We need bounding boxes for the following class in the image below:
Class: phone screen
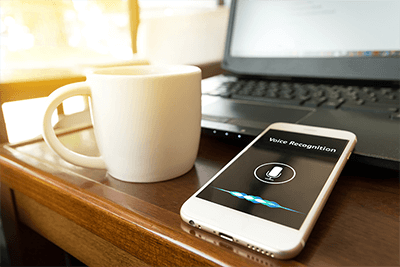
[196,129,349,230]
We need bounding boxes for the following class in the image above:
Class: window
[1,0,133,70]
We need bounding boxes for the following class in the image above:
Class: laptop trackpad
[202,98,313,130]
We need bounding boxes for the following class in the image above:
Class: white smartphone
[181,122,357,260]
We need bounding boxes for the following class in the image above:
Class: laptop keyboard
[205,79,400,118]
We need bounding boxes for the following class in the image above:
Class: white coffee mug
[42,65,202,183]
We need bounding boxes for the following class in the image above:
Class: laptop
[201,0,400,170]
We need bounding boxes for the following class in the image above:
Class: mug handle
[42,82,106,169]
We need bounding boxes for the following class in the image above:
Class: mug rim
[89,64,201,78]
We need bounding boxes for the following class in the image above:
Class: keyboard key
[357,102,399,113]
[342,98,364,105]
[207,87,230,96]
[327,92,341,99]
[303,97,327,107]
[362,86,373,93]
[340,101,363,111]
[265,91,279,98]
[379,87,394,95]
[377,98,399,106]
[231,94,303,106]
[299,95,311,101]
[390,113,400,120]
[351,106,397,114]
[321,98,345,109]
[281,94,295,99]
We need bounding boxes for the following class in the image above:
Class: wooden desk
[1,126,399,266]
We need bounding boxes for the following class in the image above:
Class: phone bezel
[180,122,357,259]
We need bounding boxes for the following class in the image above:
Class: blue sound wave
[214,187,305,214]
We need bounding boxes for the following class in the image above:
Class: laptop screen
[223,0,400,81]
[231,1,400,59]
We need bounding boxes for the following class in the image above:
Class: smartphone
[180,122,357,260]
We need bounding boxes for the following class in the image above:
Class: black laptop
[201,0,400,170]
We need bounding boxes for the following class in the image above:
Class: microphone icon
[265,166,283,181]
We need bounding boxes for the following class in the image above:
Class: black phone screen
[196,129,348,230]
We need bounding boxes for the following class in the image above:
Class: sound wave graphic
[214,187,305,214]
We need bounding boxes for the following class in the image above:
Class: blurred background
[0,1,230,266]
[0,0,230,144]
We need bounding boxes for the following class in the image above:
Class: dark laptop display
[201,0,400,170]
